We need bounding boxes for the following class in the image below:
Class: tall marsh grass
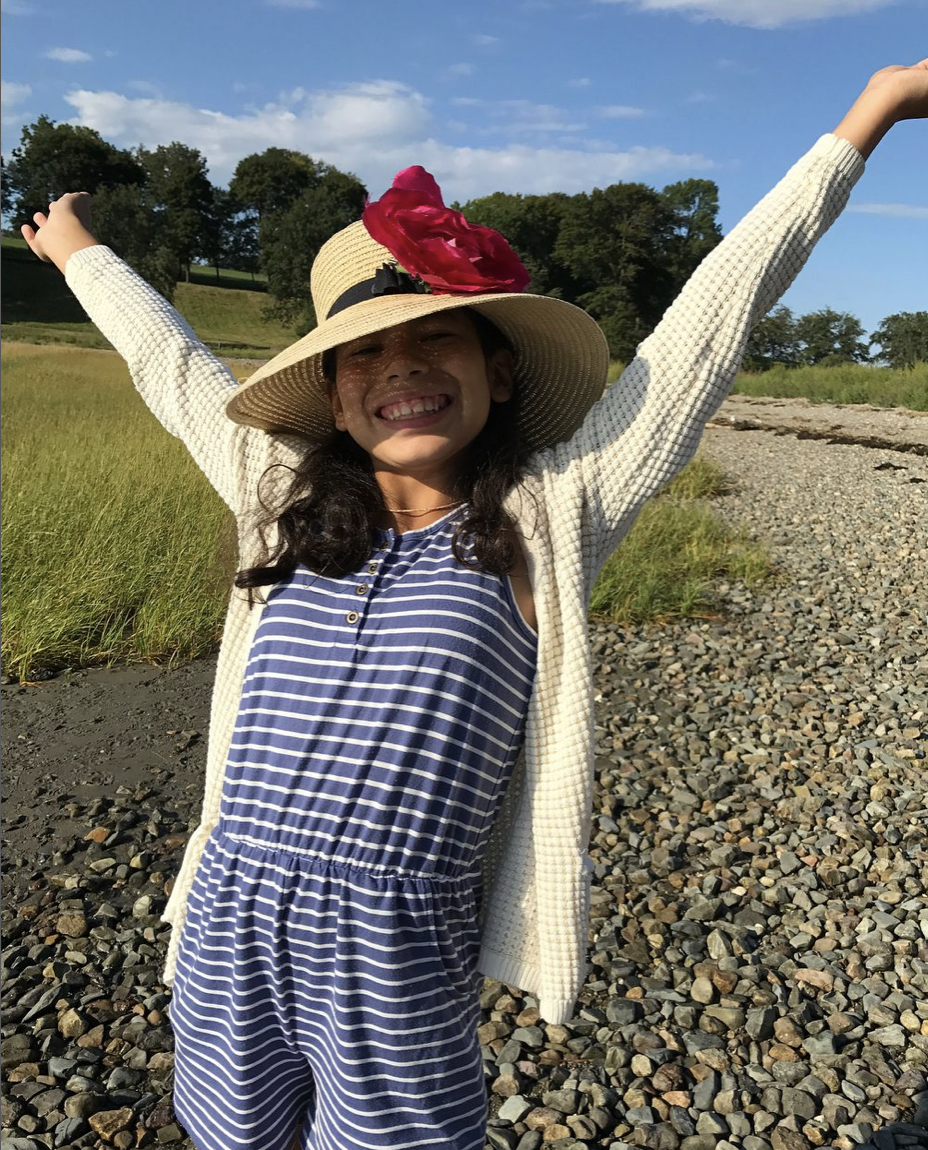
[1,344,233,679]
[734,361,928,410]
[607,359,927,411]
[1,343,772,679]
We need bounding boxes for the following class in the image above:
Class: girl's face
[327,311,514,482]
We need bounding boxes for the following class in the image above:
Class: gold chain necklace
[384,499,465,516]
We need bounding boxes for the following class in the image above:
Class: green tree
[260,166,367,329]
[4,115,145,224]
[795,308,870,366]
[660,178,722,284]
[137,142,216,279]
[743,305,800,372]
[458,191,573,297]
[229,148,320,218]
[1,157,14,222]
[225,210,262,282]
[555,182,674,359]
[195,186,253,283]
[90,183,179,301]
[870,311,928,369]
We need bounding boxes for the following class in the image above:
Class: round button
[345,611,360,624]
[367,562,378,574]
[355,584,368,595]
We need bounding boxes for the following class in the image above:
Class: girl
[22,59,927,1150]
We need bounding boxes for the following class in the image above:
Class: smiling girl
[22,58,927,1150]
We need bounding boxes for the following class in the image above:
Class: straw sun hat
[226,167,611,450]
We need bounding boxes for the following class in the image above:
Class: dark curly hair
[235,309,537,598]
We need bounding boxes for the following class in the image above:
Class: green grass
[1,344,771,680]
[1,344,235,681]
[188,264,268,290]
[608,356,927,411]
[1,235,296,359]
[733,361,928,410]
[590,459,770,623]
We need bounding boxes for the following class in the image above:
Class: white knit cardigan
[65,134,864,1025]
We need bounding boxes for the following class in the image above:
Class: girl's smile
[326,310,514,490]
[375,391,454,426]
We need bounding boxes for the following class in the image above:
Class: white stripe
[238,660,530,724]
[234,705,515,755]
[219,788,489,844]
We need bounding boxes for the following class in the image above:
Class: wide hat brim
[225,290,611,451]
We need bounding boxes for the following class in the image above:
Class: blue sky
[2,0,925,337]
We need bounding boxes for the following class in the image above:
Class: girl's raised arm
[21,193,254,515]
[538,59,926,584]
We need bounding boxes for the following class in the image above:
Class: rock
[64,1091,101,1119]
[869,1023,907,1048]
[771,1130,811,1150]
[690,978,716,1004]
[696,1113,728,1135]
[780,1089,817,1121]
[88,1106,134,1139]
[0,1033,35,1069]
[747,1007,777,1040]
[498,1095,533,1123]
[57,1007,88,1038]
[793,969,833,992]
[511,1026,544,1049]
[524,1106,564,1131]
[542,1089,581,1114]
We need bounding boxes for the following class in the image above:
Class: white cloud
[126,80,163,98]
[401,142,715,199]
[472,34,501,46]
[45,47,93,63]
[686,90,716,103]
[1,0,33,13]
[595,104,647,118]
[849,203,928,220]
[447,63,475,77]
[62,82,714,198]
[451,97,587,134]
[1,81,32,105]
[593,0,897,29]
[568,77,592,88]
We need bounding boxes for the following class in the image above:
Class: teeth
[382,396,447,421]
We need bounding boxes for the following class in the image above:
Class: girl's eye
[349,344,380,357]
[422,331,453,342]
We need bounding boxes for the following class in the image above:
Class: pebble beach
[2,400,927,1150]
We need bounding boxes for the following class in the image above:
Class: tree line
[3,115,926,367]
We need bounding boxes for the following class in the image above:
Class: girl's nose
[384,336,428,381]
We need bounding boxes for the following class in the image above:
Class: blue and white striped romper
[169,505,538,1150]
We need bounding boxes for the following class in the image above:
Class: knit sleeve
[539,133,866,581]
[64,246,258,515]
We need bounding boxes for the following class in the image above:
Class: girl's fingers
[20,223,51,261]
[33,211,48,227]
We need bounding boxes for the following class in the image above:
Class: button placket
[346,542,387,626]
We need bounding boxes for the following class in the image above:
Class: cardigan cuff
[477,943,540,998]
[63,244,119,282]
[538,995,581,1027]
[811,132,867,183]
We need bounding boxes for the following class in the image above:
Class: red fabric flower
[362,166,530,295]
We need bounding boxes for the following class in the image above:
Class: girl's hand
[833,56,927,160]
[20,191,100,274]
[860,57,928,122]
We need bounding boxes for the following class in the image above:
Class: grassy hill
[1,235,298,359]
